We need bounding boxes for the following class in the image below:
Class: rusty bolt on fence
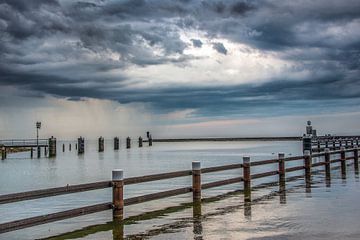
[192,161,201,202]
[112,169,124,220]
[243,156,251,202]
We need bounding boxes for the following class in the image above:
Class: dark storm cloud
[0,0,360,117]
[212,42,227,55]
[191,39,203,48]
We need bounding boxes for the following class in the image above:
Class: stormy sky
[0,0,360,138]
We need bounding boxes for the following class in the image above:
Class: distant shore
[144,137,301,142]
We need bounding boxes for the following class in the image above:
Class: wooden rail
[0,146,358,234]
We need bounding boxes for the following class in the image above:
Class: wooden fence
[0,146,358,234]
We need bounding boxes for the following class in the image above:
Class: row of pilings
[57,136,153,155]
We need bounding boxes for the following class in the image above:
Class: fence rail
[0,139,49,147]
[0,146,358,234]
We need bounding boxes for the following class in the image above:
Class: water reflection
[193,201,203,240]
[112,219,124,240]
[279,178,286,204]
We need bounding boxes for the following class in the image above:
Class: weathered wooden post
[112,169,124,220]
[353,146,358,172]
[44,146,47,156]
[302,136,312,154]
[243,156,251,202]
[75,143,78,150]
[48,137,57,157]
[78,137,84,154]
[37,146,41,158]
[324,148,331,187]
[317,141,321,152]
[192,161,201,202]
[356,139,359,146]
[345,139,349,149]
[30,147,33,158]
[148,135,153,147]
[114,137,119,150]
[278,152,286,204]
[69,144,71,151]
[138,137,143,148]
[325,141,329,149]
[332,140,336,150]
[351,139,354,148]
[278,152,285,181]
[340,146,346,178]
[62,144,65,152]
[1,146,5,160]
[304,150,311,192]
[339,139,343,147]
[98,137,104,152]
[126,137,131,149]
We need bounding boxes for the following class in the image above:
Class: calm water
[1,140,359,239]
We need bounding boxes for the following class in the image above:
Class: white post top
[192,161,201,170]
[112,169,123,181]
[304,150,311,156]
[243,156,250,164]
[324,148,330,153]
[278,152,285,159]
[340,146,345,151]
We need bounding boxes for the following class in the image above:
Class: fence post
[69,144,71,151]
[278,152,285,181]
[243,156,251,202]
[98,137,104,152]
[114,137,119,150]
[126,137,131,149]
[317,141,321,152]
[340,146,346,178]
[304,150,311,192]
[30,147,33,158]
[62,144,65,152]
[192,161,201,202]
[332,141,336,150]
[112,169,124,220]
[138,137,143,148]
[354,146,359,166]
[1,146,5,160]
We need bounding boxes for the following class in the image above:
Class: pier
[0,142,359,234]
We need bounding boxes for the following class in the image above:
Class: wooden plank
[124,187,192,206]
[312,162,325,167]
[286,166,304,172]
[124,170,192,185]
[251,171,279,179]
[0,202,111,234]
[201,177,243,189]
[251,159,278,166]
[284,156,303,162]
[0,181,111,204]
[202,164,242,173]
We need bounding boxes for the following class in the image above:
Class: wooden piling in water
[149,135,153,147]
[48,137,57,157]
[278,152,285,181]
[30,148,33,158]
[114,137,119,150]
[69,144,71,151]
[112,169,124,220]
[1,146,5,160]
[304,150,311,191]
[98,137,104,152]
[37,146,41,158]
[138,137,143,148]
[78,137,84,154]
[354,146,359,167]
[340,147,346,177]
[243,156,251,202]
[126,137,131,149]
[62,144,65,152]
[192,161,201,202]
[44,146,47,156]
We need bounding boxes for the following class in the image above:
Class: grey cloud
[212,42,227,55]
[0,0,360,118]
[191,39,203,48]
